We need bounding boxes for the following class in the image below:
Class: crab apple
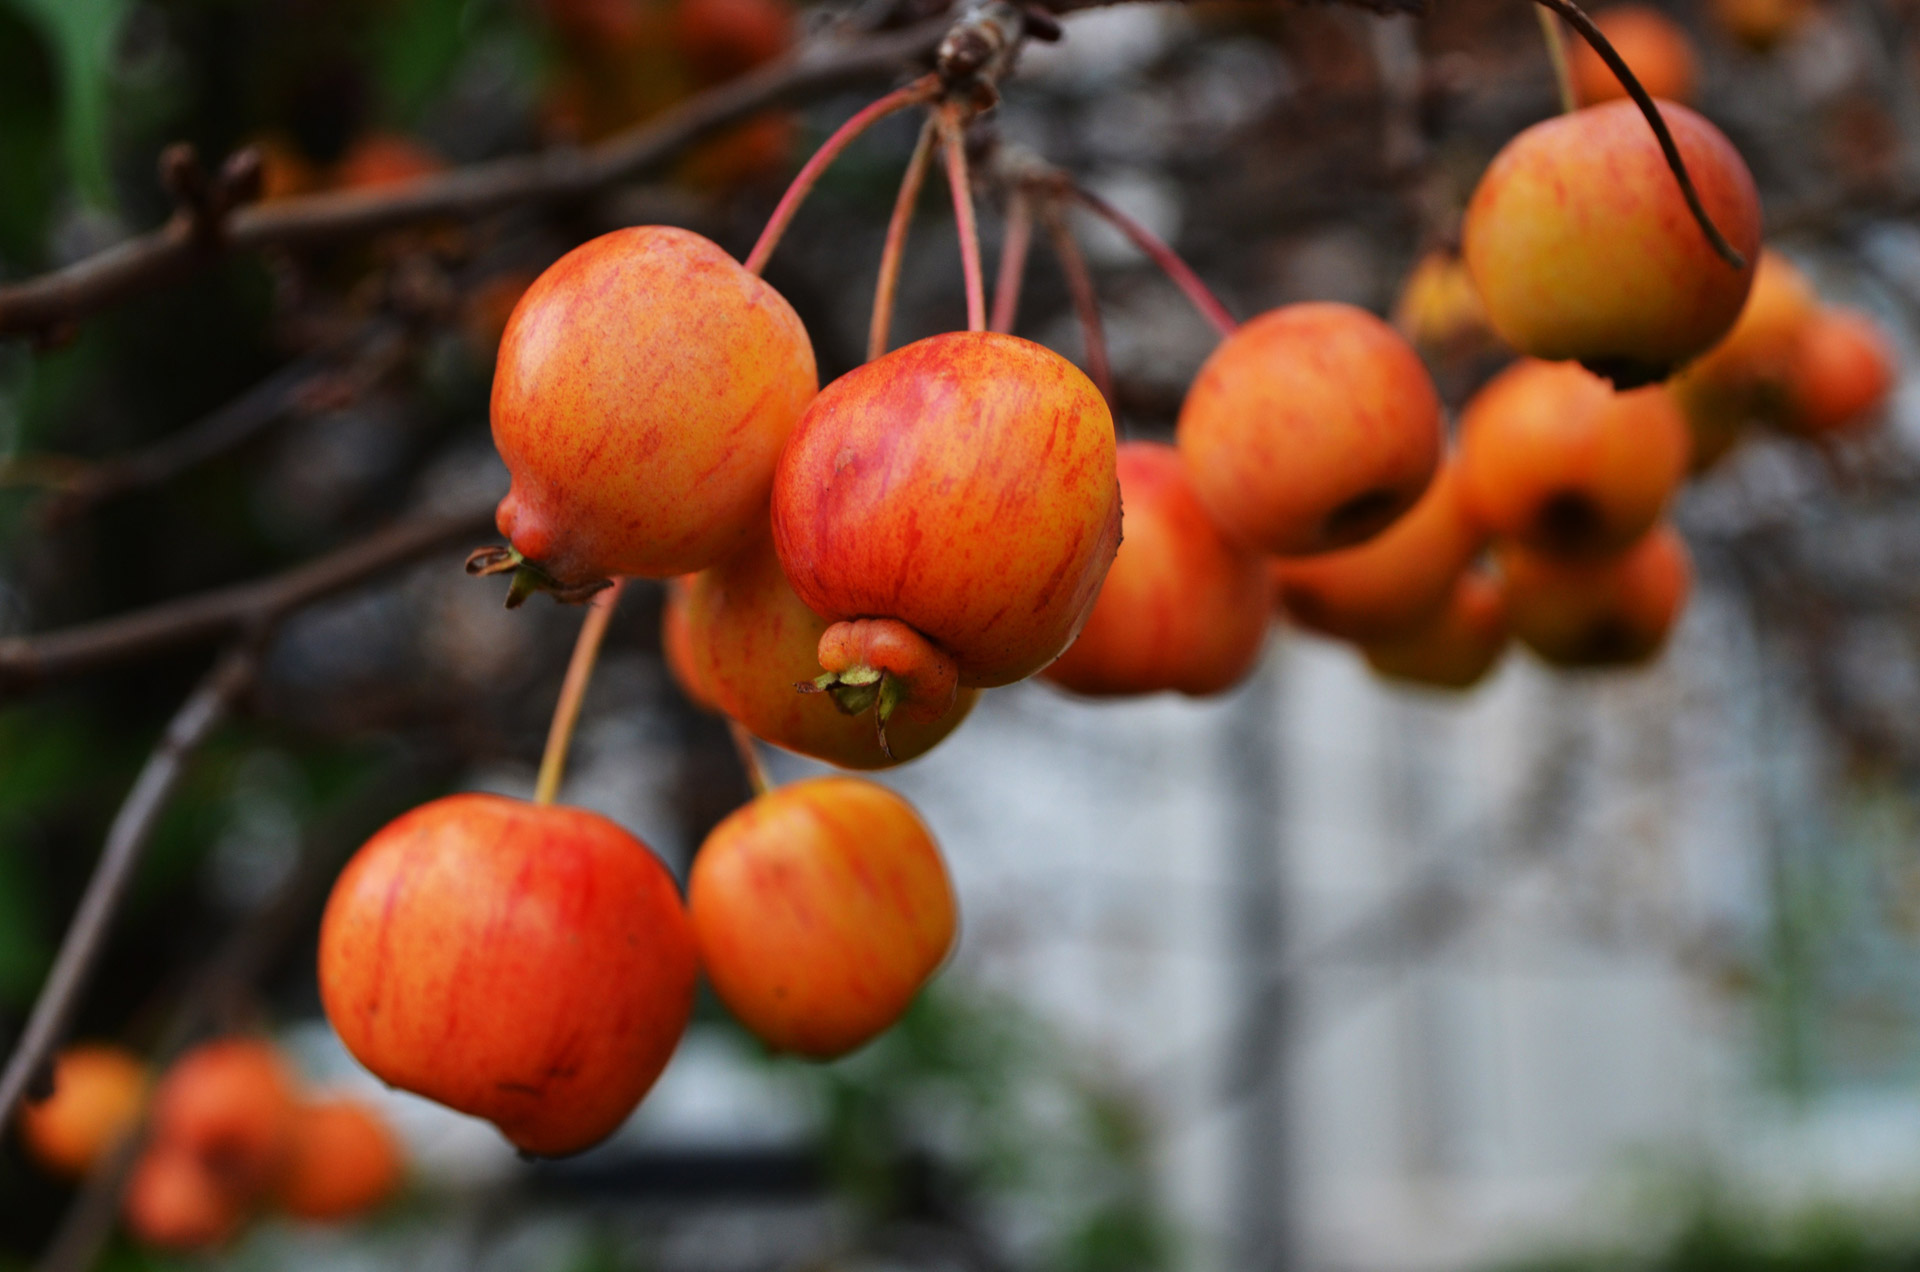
[1043,442,1271,698]
[1393,248,1498,359]
[1710,0,1810,50]
[1457,359,1690,558]
[1463,99,1762,386]
[663,577,721,713]
[277,1098,404,1222]
[318,795,696,1157]
[1499,524,1692,667]
[1669,248,1817,467]
[1363,572,1511,690]
[19,1044,148,1180]
[1784,306,1897,439]
[673,0,794,84]
[1178,304,1444,555]
[673,535,978,767]
[150,1037,296,1201]
[332,134,443,190]
[1272,460,1486,642]
[689,778,955,1059]
[492,225,818,589]
[1569,7,1700,106]
[124,1146,243,1251]
[772,331,1120,697]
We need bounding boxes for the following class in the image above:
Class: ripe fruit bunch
[18,1038,402,1251]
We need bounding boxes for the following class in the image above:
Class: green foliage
[0,0,131,208]
[372,0,483,126]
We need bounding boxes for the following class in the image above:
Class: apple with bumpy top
[1177,303,1444,556]
[772,331,1119,733]
[1463,99,1761,387]
[488,226,817,596]
[318,794,696,1157]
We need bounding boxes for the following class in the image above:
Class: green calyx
[464,545,611,609]
[798,664,906,759]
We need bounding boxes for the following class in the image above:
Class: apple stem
[939,103,988,333]
[1535,8,1578,114]
[1068,183,1238,338]
[870,115,939,363]
[1039,196,1115,407]
[744,74,940,278]
[990,185,1034,334]
[534,578,625,805]
[727,719,773,798]
[1529,0,1748,270]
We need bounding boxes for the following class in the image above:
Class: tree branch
[0,645,260,1137]
[0,501,496,692]
[0,19,952,339]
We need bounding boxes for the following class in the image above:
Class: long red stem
[990,187,1034,334]
[744,75,939,277]
[535,579,625,805]
[869,116,938,362]
[1070,185,1237,338]
[939,105,987,333]
[1040,198,1114,406]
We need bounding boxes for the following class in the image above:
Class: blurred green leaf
[0,8,59,266]
[0,0,131,207]
[372,0,475,126]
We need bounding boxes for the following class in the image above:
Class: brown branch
[1529,0,1747,269]
[0,19,952,339]
[0,645,259,1137]
[0,501,495,692]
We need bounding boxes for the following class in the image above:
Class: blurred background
[5,0,1920,1269]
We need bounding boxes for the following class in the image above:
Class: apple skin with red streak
[772,331,1121,688]
[317,794,696,1158]
[1044,441,1271,697]
[1463,99,1761,386]
[1177,303,1445,556]
[674,535,977,768]
[689,777,955,1059]
[492,225,818,584]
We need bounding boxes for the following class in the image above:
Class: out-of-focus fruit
[1393,248,1498,358]
[1668,248,1817,467]
[1271,461,1485,642]
[673,0,794,84]
[124,1146,243,1251]
[318,794,697,1157]
[492,226,818,587]
[1499,524,1692,667]
[1710,0,1811,52]
[1362,572,1511,690]
[149,1038,296,1201]
[1569,6,1700,106]
[689,778,955,1059]
[772,332,1120,695]
[277,1098,405,1222]
[19,1044,148,1181]
[1463,99,1762,386]
[1456,359,1691,558]
[1783,306,1897,439]
[1178,303,1444,555]
[332,134,444,191]
[1044,441,1272,697]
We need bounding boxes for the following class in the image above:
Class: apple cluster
[305,8,1900,1171]
[19,1038,401,1250]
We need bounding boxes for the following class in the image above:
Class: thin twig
[535,579,627,805]
[869,115,939,362]
[0,20,952,338]
[745,74,941,276]
[0,645,259,1135]
[1529,0,1748,269]
[728,719,773,798]
[1039,197,1114,406]
[938,105,987,333]
[990,186,1034,334]
[1535,8,1577,113]
[1067,183,1237,337]
[0,501,495,691]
